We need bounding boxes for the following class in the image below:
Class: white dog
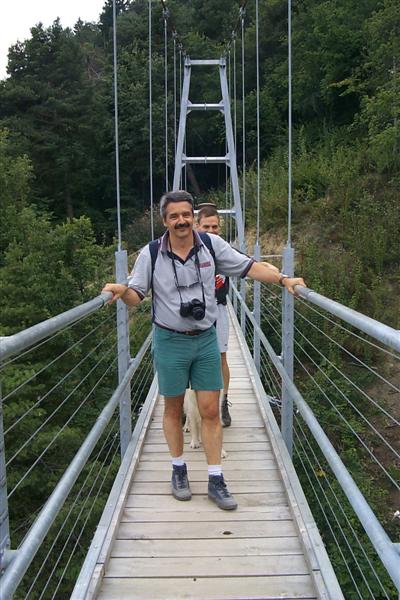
[183,388,227,458]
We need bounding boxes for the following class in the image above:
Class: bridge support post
[281,244,294,456]
[0,385,11,574]
[253,242,261,372]
[115,250,131,457]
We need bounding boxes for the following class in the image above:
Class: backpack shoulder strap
[198,232,216,266]
[148,238,162,288]
[149,239,161,273]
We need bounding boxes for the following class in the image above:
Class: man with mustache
[103,190,305,510]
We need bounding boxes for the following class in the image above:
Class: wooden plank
[117,519,297,539]
[125,492,288,510]
[141,441,272,452]
[137,459,276,471]
[97,575,317,599]
[144,429,269,443]
[121,507,292,523]
[112,536,302,557]
[106,554,310,577]
[132,468,280,482]
[127,480,284,495]
[138,450,274,461]
[149,420,265,428]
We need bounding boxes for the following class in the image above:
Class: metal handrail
[231,281,400,592]
[0,292,113,363]
[295,286,400,353]
[0,332,152,599]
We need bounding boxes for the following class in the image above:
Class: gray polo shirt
[127,230,254,332]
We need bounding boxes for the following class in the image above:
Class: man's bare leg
[163,394,185,457]
[196,390,222,464]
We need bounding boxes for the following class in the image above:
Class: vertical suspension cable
[287,0,292,245]
[112,0,122,251]
[163,9,169,190]
[173,32,177,155]
[148,0,154,238]
[228,49,233,242]
[241,7,246,231]
[233,33,237,146]
[179,46,183,188]
[255,0,261,245]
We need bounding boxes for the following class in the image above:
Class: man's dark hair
[159,190,194,219]
[197,204,220,223]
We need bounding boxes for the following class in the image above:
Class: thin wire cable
[287,0,292,245]
[292,345,400,489]
[296,297,400,360]
[25,413,120,596]
[255,0,261,244]
[264,285,398,405]
[173,32,177,155]
[5,328,116,438]
[260,346,282,399]
[8,347,118,496]
[3,313,115,406]
[44,428,121,600]
[292,332,400,463]
[233,33,237,147]
[112,0,122,250]
[262,290,400,447]
[228,49,233,242]
[295,416,392,600]
[178,47,183,184]
[163,8,169,190]
[293,426,366,600]
[0,311,97,371]
[293,306,400,421]
[241,8,246,229]
[148,0,154,238]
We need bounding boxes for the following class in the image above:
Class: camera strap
[169,242,206,306]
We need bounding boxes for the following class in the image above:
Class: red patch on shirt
[199,261,212,268]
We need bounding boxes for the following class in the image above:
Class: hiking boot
[221,395,232,427]
[208,474,238,510]
[171,463,192,501]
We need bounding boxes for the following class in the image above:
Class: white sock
[208,464,222,477]
[172,455,185,467]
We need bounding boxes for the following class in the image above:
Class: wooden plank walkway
[77,306,343,600]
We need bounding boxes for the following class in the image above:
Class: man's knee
[196,391,220,421]
[164,396,184,420]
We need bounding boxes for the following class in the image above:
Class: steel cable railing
[230,280,400,597]
[0,293,155,599]
[293,415,393,600]
[24,413,120,598]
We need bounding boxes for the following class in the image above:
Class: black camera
[180,298,206,321]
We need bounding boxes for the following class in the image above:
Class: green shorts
[152,325,222,397]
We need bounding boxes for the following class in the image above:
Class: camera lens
[190,299,205,321]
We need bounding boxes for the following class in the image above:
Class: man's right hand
[102,283,128,304]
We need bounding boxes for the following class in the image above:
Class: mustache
[174,223,191,229]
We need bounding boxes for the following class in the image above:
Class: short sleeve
[127,245,152,299]
[209,236,254,278]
